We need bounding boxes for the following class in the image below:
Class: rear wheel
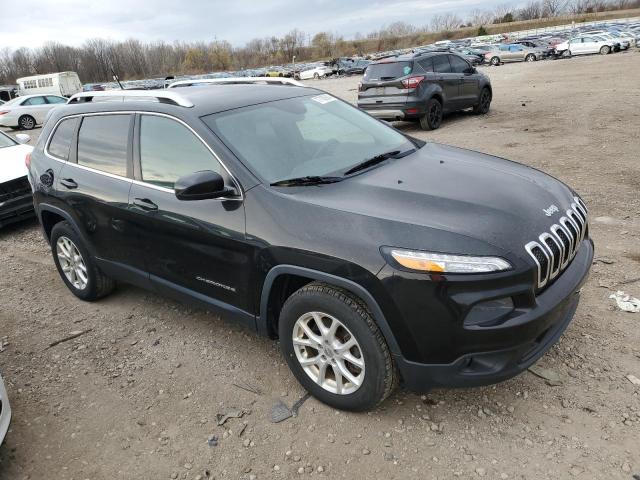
[18,115,36,130]
[563,50,572,58]
[473,87,492,115]
[600,45,611,55]
[50,222,115,301]
[313,73,320,80]
[490,56,500,66]
[279,282,396,411]
[525,53,536,62]
[419,98,443,130]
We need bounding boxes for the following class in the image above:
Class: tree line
[0,0,637,85]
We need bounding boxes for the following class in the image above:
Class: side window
[139,115,221,189]
[77,115,131,176]
[499,45,509,51]
[432,55,451,73]
[23,96,46,106]
[47,117,79,160]
[449,55,470,73]
[46,96,67,104]
[418,58,434,72]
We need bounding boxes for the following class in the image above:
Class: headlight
[389,249,512,274]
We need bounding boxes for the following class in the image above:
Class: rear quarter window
[47,117,79,160]
[364,61,413,81]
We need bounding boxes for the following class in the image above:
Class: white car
[0,372,11,445]
[299,65,333,80]
[0,130,34,228]
[555,36,616,56]
[0,94,67,130]
[583,30,630,49]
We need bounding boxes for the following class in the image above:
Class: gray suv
[357,51,492,130]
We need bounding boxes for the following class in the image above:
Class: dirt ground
[1,52,639,480]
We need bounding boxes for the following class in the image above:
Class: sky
[1,0,515,49]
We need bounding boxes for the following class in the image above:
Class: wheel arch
[37,204,95,255]
[258,265,403,357]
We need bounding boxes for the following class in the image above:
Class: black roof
[60,84,323,118]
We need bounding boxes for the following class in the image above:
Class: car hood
[286,143,578,255]
[0,144,32,183]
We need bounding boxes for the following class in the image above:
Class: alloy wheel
[480,90,491,112]
[56,236,88,290]
[20,116,35,129]
[292,311,365,395]
[429,102,442,127]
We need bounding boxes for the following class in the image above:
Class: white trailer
[16,72,82,97]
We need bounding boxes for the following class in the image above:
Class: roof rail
[67,90,194,107]
[167,77,304,88]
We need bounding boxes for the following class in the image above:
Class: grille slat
[525,197,588,291]
[0,176,31,203]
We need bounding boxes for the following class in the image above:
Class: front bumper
[389,238,593,392]
[0,193,35,228]
[0,374,11,445]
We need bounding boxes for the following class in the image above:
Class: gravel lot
[1,52,639,480]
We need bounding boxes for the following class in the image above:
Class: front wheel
[525,54,536,62]
[50,221,115,301]
[490,56,500,66]
[279,282,396,411]
[313,73,320,80]
[473,87,492,115]
[600,45,611,55]
[419,98,443,130]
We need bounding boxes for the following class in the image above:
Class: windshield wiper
[343,149,415,176]
[270,176,343,187]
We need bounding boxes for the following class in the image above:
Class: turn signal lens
[25,153,31,169]
[390,250,512,274]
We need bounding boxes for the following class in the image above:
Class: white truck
[16,72,82,98]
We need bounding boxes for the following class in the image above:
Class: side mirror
[174,170,235,201]
[15,133,31,144]
[464,67,477,74]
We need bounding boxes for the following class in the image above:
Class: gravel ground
[0,52,639,480]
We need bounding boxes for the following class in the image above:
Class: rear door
[56,113,141,270]
[358,61,411,108]
[431,54,460,110]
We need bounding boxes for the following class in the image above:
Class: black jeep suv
[27,86,592,411]
[358,51,492,130]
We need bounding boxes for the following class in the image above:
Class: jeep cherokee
[26,86,593,411]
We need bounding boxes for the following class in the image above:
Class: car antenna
[110,65,124,90]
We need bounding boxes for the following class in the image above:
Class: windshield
[364,61,413,81]
[202,94,415,184]
[0,132,17,148]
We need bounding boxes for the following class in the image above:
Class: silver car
[484,44,547,66]
[0,372,11,445]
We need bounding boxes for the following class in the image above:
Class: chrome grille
[525,196,588,290]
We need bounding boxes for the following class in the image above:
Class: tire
[279,282,396,412]
[525,54,536,62]
[50,221,115,301]
[18,115,36,130]
[419,98,443,131]
[473,87,492,115]
[600,45,611,55]
[313,73,320,80]
[564,50,572,58]
[490,56,500,66]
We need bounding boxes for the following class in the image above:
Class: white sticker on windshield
[311,94,336,104]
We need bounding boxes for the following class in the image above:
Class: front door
[127,113,253,325]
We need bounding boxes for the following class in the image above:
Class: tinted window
[418,58,434,72]
[363,61,413,81]
[47,117,78,160]
[139,115,220,189]
[432,55,451,73]
[46,96,67,104]
[77,115,131,176]
[449,55,470,73]
[23,96,46,106]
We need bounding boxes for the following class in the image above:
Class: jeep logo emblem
[543,204,559,217]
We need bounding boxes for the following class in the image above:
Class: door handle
[60,178,78,189]
[133,198,158,211]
